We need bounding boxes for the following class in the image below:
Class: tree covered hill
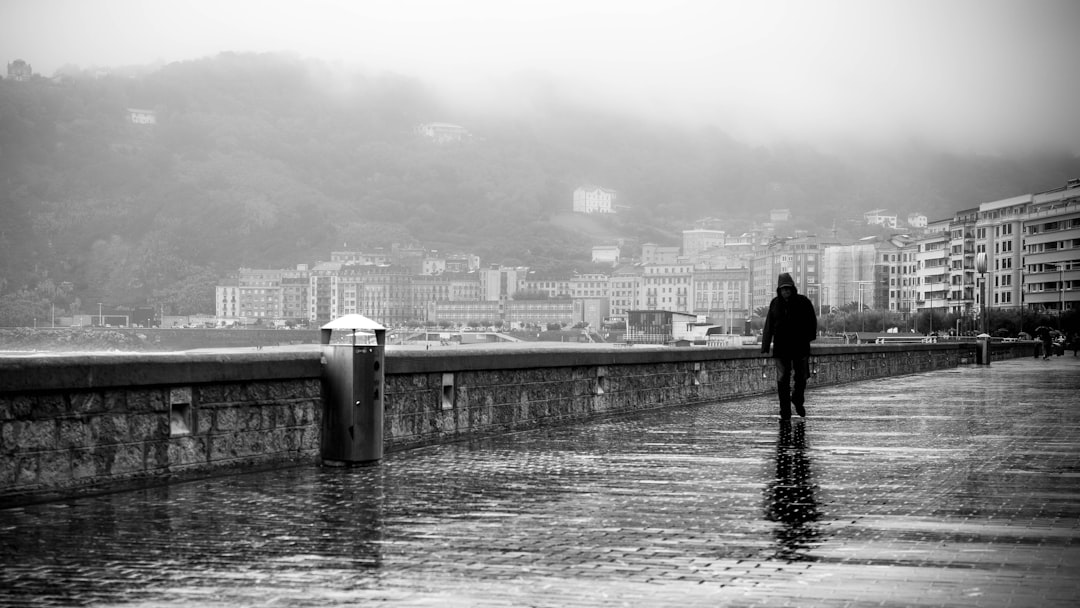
[1,52,1076,324]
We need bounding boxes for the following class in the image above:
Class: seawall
[0,341,1034,505]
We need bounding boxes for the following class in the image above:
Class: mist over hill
[1,52,1077,321]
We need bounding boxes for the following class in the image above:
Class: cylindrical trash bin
[975,333,990,366]
[320,315,386,466]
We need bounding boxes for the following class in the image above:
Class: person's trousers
[774,357,810,418]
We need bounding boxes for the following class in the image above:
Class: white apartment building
[1021,181,1080,314]
[692,268,749,332]
[642,263,694,313]
[913,220,951,318]
[215,284,239,319]
[608,266,644,321]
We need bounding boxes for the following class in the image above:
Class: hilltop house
[573,186,617,214]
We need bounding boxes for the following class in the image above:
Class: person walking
[1035,325,1053,360]
[761,273,818,420]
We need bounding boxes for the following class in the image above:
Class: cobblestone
[1,356,1079,607]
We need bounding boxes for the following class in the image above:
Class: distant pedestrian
[761,273,818,420]
[1069,332,1080,357]
[1034,326,1053,360]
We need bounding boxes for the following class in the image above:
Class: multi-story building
[570,273,609,299]
[913,220,951,321]
[215,282,239,320]
[945,209,978,322]
[237,269,276,320]
[339,265,413,326]
[642,262,693,313]
[820,243,879,312]
[751,236,823,311]
[478,266,528,301]
[6,59,32,81]
[520,272,571,299]
[591,245,620,265]
[691,267,749,333]
[682,229,726,258]
[1022,180,1080,315]
[309,262,343,325]
[412,274,453,322]
[608,265,643,322]
[640,243,681,265]
[429,299,574,328]
[414,122,470,143]
[864,209,898,229]
[572,186,617,213]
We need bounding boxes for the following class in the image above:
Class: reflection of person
[761,273,818,419]
[764,421,820,562]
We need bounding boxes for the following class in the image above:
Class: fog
[3,0,1079,153]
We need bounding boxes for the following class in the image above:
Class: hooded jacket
[761,273,817,358]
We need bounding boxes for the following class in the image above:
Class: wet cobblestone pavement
[2,356,1079,607]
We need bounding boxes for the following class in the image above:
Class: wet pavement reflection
[764,420,821,562]
[2,356,1079,607]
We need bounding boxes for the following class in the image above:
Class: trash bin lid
[321,314,384,331]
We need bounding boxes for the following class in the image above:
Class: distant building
[127,108,157,125]
[573,186,617,214]
[906,212,928,229]
[864,209,898,229]
[6,59,32,81]
[591,245,620,265]
[682,229,726,258]
[770,209,792,222]
[415,122,469,143]
[640,242,681,265]
[625,309,698,344]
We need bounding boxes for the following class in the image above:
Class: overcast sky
[3,0,1079,153]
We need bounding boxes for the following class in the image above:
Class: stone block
[36,394,68,417]
[214,407,242,432]
[2,419,56,451]
[69,392,103,416]
[102,389,127,413]
[57,419,91,449]
[70,448,97,480]
[35,450,71,486]
[14,455,36,486]
[0,394,33,420]
[243,406,264,431]
[108,443,145,475]
[133,414,169,441]
[208,433,237,461]
[128,389,167,413]
[165,436,205,468]
[90,414,130,445]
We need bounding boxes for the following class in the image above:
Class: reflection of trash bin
[975,333,991,366]
[320,314,386,466]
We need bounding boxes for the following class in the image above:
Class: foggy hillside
[1,52,1077,317]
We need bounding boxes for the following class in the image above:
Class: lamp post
[1046,262,1064,329]
[855,280,873,332]
[976,252,988,335]
[98,302,103,328]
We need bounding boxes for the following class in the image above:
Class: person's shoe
[794,402,806,417]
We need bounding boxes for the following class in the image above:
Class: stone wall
[0,341,1033,504]
[0,353,323,504]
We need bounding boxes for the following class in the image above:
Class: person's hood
[775,272,797,296]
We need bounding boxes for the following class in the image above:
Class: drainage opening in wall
[441,372,455,410]
[170,403,192,436]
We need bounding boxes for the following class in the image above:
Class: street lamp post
[976,253,988,335]
[98,302,103,328]
[1046,262,1064,328]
